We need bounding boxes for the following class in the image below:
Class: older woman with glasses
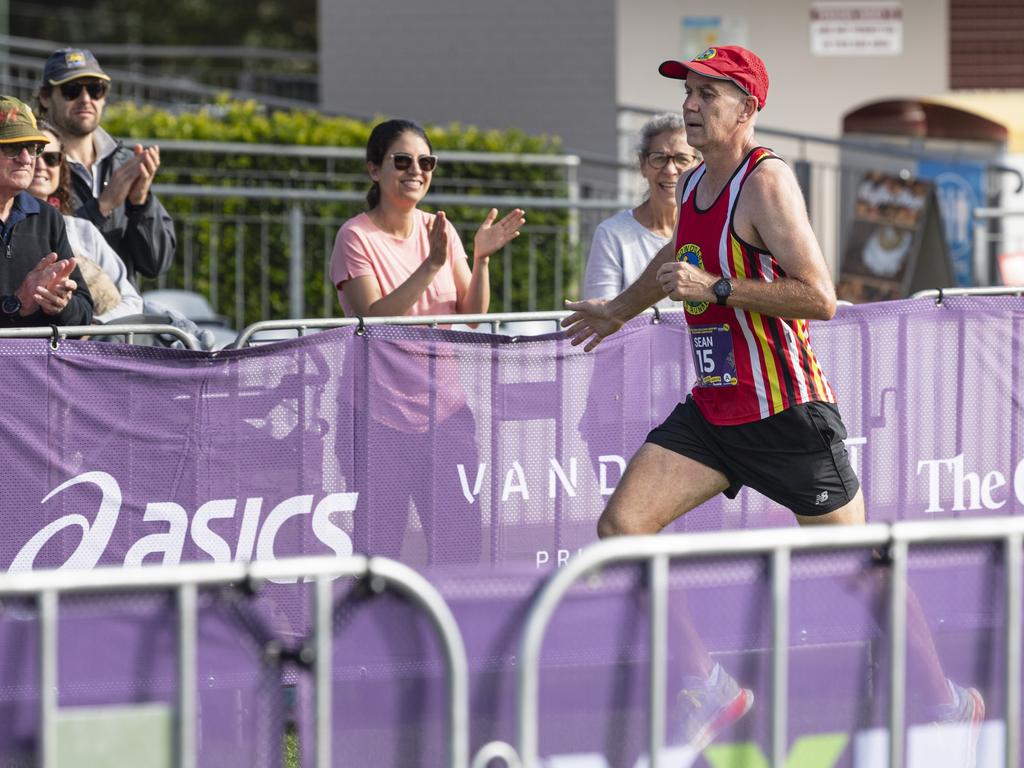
[330,118,525,318]
[28,122,143,323]
[583,113,700,308]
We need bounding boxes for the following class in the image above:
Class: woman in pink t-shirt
[331,119,525,565]
[330,118,524,318]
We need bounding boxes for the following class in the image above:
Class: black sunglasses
[59,81,109,101]
[41,151,63,168]
[390,153,437,172]
[0,142,46,159]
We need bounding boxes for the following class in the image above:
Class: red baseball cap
[659,46,769,110]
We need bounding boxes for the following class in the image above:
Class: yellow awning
[924,91,1024,154]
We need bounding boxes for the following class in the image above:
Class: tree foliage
[101,98,577,326]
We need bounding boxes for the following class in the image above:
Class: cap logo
[65,51,87,69]
[0,106,22,126]
[695,47,718,61]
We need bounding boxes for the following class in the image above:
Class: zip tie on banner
[935,288,944,306]
[651,306,661,324]
[49,325,60,350]
[355,316,366,336]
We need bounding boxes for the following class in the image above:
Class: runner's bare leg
[598,443,729,677]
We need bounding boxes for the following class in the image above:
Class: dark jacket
[0,192,93,327]
[68,134,176,284]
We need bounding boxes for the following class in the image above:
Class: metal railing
[0,323,200,350]
[0,555,469,768]
[469,517,1024,768]
[131,140,592,324]
[911,285,1024,301]
[973,208,1024,285]
[0,35,322,111]
[230,308,598,348]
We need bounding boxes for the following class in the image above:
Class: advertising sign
[810,1,903,56]
[917,160,985,286]
[837,171,952,301]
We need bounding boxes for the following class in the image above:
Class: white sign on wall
[810,1,903,56]
[680,16,749,61]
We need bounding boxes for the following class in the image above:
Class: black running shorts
[645,396,860,516]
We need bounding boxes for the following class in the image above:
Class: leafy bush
[104,98,578,326]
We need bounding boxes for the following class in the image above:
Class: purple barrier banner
[0,296,1020,766]
[2,296,1022,580]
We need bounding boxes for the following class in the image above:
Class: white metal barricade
[0,323,201,350]
[0,555,468,768]
[468,517,1024,768]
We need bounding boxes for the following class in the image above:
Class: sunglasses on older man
[390,153,438,173]
[59,81,109,101]
[0,142,46,159]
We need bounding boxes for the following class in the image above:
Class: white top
[582,209,682,310]
[63,214,145,323]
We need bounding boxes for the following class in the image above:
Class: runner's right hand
[561,298,625,352]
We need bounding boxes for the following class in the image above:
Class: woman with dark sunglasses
[28,122,143,322]
[330,118,525,319]
[329,119,525,567]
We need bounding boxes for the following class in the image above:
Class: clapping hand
[473,208,525,258]
[427,211,450,268]
[128,144,160,206]
[98,158,142,217]
[16,253,77,316]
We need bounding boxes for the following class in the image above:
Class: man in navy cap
[35,48,175,285]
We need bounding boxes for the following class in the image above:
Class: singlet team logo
[676,243,709,315]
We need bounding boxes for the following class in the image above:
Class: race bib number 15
[689,324,738,387]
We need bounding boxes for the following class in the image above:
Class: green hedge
[103,98,577,325]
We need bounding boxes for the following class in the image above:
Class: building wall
[616,0,950,139]
[318,0,617,165]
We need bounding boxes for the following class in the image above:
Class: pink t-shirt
[330,209,468,317]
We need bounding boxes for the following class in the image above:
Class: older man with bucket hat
[0,95,92,326]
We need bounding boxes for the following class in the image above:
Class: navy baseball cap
[42,48,111,86]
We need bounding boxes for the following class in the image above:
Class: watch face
[1,295,20,315]
[714,279,732,300]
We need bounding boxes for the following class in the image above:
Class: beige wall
[319,0,618,181]
[616,0,949,139]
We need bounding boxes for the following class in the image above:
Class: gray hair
[635,113,688,160]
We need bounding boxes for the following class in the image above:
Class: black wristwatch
[1,294,21,317]
[712,278,733,307]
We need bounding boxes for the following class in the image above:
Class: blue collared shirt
[0,192,40,256]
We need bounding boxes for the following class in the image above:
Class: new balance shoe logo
[815,491,829,505]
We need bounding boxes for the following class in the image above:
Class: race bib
[689,324,738,387]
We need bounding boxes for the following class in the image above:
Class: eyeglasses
[645,152,700,170]
[390,153,438,172]
[0,142,46,159]
[59,81,109,101]
[41,151,63,168]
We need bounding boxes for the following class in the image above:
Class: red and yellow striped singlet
[675,147,835,426]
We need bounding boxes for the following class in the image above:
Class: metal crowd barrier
[911,286,1024,301]
[230,307,683,348]
[0,324,201,350]
[2,518,1021,767]
[469,517,1024,768]
[0,555,468,768]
